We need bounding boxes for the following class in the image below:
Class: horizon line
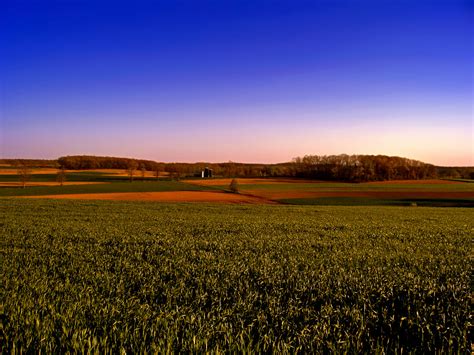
[1,154,473,168]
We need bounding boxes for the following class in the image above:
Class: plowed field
[18,191,273,204]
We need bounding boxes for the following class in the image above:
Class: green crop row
[1,200,472,352]
[0,181,209,197]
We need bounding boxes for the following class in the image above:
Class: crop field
[187,178,474,207]
[0,171,156,184]
[1,199,472,352]
[0,181,209,197]
[19,191,270,204]
[1,167,473,206]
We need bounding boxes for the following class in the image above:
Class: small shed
[201,167,213,178]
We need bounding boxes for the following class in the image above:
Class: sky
[1,0,472,166]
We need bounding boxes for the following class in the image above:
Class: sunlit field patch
[0,181,109,187]
[17,191,273,204]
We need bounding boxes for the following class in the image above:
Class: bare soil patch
[101,171,168,177]
[0,168,59,175]
[185,178,322,186]
[247,190,474,200]
[186,178,464,187]
[67,169,169,177]
[18,191,274,204]
[0,182,108,187]
[0,168,168,177]
[366,179,464,185]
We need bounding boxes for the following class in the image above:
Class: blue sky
[1,0,472,165]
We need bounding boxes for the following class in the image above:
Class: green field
[0,181,209,197]
[1,199,471,352]
[0,172,152,183]
[280,197,474,207]
[0,170,124,182]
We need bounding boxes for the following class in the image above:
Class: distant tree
[17,164,32,188]
[140,164,146,180]
[262,165,274,177]
[56,167,67,186]
[127,161,138,182]
[229,178,239,193]
[155,167,161,180]
[224,161,237,177]
[166,165,176,179]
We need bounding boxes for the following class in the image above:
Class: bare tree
[17,164,32,188]
[127,160,138,182]
[155,167,161,180]
[140,164,146,180]
[229,178,239,193]
[56,166,67,186]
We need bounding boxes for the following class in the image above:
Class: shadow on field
[278,197,474,207]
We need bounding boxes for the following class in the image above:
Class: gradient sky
[1,0,472,165]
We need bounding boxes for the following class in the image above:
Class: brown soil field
[184,178,322,186]
[0,168,169,177]
[0,168,59,175]
[18,191,274,204]
[366,179,465,185]
[101,171,169,178]
[245,190,474,200]
[186,178,466,187]
[0,182,108,187]
[65,169,168,177]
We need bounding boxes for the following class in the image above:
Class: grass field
[1,199,471,352]
[0,181,209,197]
[0,172,151,183]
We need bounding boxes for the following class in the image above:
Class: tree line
[291,154,438,182]
[0,159,57,167]
[1,155,473,182]
[56,155,278,179]
[55,155,474,181]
